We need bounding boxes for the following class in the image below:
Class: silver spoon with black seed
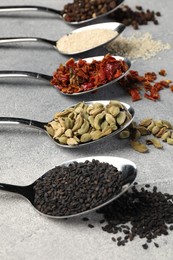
[0,55,131,96]
[0,22,125,55]
[0,100,135,148]
[0,0,124,25]
[0,156,137,218]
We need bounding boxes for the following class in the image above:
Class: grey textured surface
[0,0,173,259]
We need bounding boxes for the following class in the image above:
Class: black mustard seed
[33,159,123,216]
[95,184,173,249]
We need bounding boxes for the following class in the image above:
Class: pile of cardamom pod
[45,100,132,146]
[119,118,173,152]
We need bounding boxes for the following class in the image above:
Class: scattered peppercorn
[109,5,161,29]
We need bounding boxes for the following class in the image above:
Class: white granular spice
[57,29,118,54]
[106,32,171,60]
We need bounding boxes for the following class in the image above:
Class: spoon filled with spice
[0,54,131,95]
[0,0,124,25]
[0,156,137,218]
[0,100,134,148]
[0,22,125,55]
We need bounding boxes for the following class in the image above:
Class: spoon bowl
[0,100,135,148]
[0,22,125,55]
[0,55,131,96]
[0,0,124,25]
[0,156,137,218]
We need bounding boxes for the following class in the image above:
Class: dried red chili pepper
[50,54,128,94]
[144,72,157,82]
[119,69,173,102]
[144,93,157,101]
[129,88,141,101]
[159,69,167,76]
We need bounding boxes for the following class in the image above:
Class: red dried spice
[50,54,129,94]
[119,69,172,102]
[129,88,141,101]
[159,69,167,76]
[144,72,157,82]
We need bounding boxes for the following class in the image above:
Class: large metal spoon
[0,100,135,148]
[0,22,125,55]
[0,55,131,96]
[0,156,137,218]
[0,0,124,25]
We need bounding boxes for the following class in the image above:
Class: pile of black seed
[34,159,123,216]
[88,183,173,249]
[63,0,118,23]
[109,5,161,29]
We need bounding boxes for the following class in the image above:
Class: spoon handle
[0,183,25,195]
[0,70,52,82]
[0,5,63,17]
[0,37,56,47]
[0,182,34,202]
[0,117,46,131]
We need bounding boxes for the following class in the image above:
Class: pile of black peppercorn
[63,0,118,22]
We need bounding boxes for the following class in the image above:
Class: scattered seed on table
[154,242,159,248]
[88,224,95,228]
[82,217,89,221]
[142,244,148,250]
[169,225,173,231]
[112,237,116,242]
[94,184,173,249]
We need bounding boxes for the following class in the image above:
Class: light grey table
[0,0,173,259]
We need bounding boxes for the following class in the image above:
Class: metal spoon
[0,156,137,218]
[0,100,135,148]
[0,55,131,96]
[0,22,125,55]
[0,0,124,25]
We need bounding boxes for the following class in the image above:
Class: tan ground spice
[106,32,171,60]
[57,29,118,54]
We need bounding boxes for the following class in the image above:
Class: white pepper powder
[106,32,171,60]
[56,28,118,54]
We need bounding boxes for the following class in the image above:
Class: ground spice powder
[107,32,171,60]
[57,29,118,54]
